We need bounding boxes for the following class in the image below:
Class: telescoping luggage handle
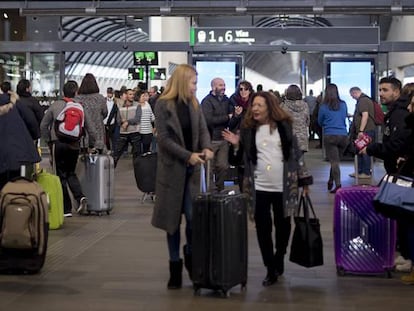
[200,160,210,193]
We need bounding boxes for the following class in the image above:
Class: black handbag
[373,173,414,221]
[289,193,324,268]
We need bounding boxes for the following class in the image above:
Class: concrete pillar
[149,17,190,85]
[387,16,414,77]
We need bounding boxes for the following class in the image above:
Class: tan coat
[151,99,212,234]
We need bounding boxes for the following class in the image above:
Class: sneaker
[349,172,356,178]
[358,173,372,179]
[64,213,73,218]
[77,197,87,214]
[395,255,407,266]
[396,260,412,272]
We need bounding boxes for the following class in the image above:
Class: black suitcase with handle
[192,162,248,297]
[133,152,157,202]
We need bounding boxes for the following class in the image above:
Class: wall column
[149,17,190,86]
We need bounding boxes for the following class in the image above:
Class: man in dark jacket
[201,77,233,192]
[361,77,411,174]
[16,79,44,131]
[361,77,412,272]
[0,84,41,189]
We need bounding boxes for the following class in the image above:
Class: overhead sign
[190,27,380,47]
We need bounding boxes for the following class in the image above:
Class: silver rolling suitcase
[78,154,114,215]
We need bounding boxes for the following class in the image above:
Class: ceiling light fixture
[313,6,324,13]
[391,5,402,12]
[85,7,96,14]
[160,7,171,13]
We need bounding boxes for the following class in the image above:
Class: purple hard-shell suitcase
[334,186,396,277]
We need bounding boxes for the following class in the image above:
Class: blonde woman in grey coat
[151,64,213,289]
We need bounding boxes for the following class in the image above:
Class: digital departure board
[190,27,380,47]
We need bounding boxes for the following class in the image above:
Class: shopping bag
[354,132,372,151]
[289,193,324,268]
[373,173,414,221]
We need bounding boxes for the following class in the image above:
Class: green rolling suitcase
[36,170,64,230]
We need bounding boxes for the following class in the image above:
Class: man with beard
[201,77,233,192]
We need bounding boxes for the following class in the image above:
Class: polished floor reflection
[0,144,413,311]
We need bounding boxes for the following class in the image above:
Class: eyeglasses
[239,87,249,91]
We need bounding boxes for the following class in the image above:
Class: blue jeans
[166,167,193,261]
[357,130,375,175]
[255,191,291,270]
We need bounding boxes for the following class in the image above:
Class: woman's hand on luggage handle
[202,148,214,161]
[188,153,206,166]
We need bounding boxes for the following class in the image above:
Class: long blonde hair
[158,64,199,109]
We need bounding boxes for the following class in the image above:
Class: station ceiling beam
[2,1,414,17]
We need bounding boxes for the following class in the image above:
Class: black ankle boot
[183,245,192,280]
[275,253,285,276]
[167,259,183,289]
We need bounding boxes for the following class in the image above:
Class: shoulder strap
[63,97,74,103]
[106,102,118,126]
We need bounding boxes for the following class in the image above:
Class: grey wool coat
[151,99,212,234]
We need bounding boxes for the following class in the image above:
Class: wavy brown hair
[242,91,292,131]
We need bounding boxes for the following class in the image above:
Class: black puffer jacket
[0,93,41,174]
[17,92,44,139]
[367,96,411,174]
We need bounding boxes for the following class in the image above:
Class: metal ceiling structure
[3,1,414,17]
[1,1,414,85]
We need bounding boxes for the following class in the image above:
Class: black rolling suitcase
[192,162,248,297]
[133,152,157,202]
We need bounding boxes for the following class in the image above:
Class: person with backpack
[349,86,377,179]
[361,77,412,273]
[40,80,97,217]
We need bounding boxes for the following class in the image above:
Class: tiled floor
[0,144,413,311]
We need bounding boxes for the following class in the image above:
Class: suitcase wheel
[106,210,111,215]
[385,269,393,279]
[336,266,346,276]
[193,285,201,296]
[221,290,230,298]
[241,282,247,291]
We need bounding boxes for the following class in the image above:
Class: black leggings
[255,190,291,269]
